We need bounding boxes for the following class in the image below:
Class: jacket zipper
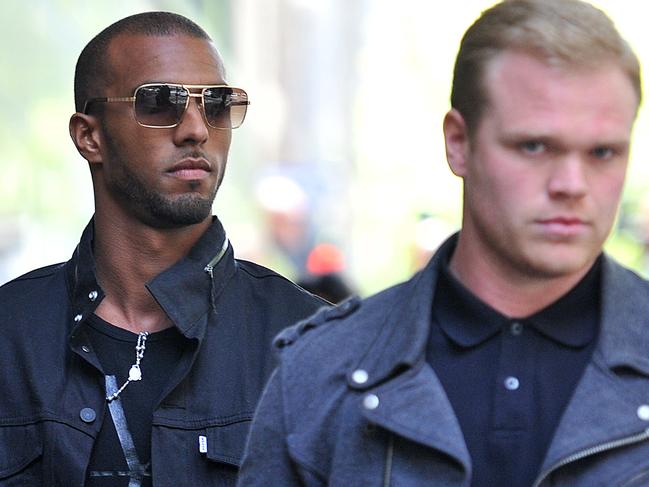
[383,434,394,487]
[620,466,649,487]
[204,236,229,278]
[532,427,649,487]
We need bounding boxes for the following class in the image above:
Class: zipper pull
[204,236,229,279]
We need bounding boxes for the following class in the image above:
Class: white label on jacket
[199,435,208,453]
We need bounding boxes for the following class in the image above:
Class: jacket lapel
[540,257,649,474]
[346,235,471,473]
[360,362,471,474]
[540,359,649,474]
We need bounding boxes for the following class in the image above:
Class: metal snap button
[81,345,91,353]
[510,321,523,336]
[352,369,369,385]
[74,314,83,323]
[80,407,96,423]
[504,376,520,390]
[363,394,380,410]
[88,290,98,301]
[637,405,649,421]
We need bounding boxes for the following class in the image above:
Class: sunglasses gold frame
[82,83,250,129]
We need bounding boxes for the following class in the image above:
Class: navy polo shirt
[427,257,601,487]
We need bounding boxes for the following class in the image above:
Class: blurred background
[1,0,648,299]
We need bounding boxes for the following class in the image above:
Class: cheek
[209,131,232,156]
[128,132,177,166]
[470,159,530,211]
[592,167,627,209]
[596,183,625,221]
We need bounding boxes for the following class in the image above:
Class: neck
[449,231,595,318]
[92,211,212,333]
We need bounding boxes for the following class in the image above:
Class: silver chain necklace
[106,331,149,402]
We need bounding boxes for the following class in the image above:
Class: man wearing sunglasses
[0,11,325,486]
[240,1,649,486]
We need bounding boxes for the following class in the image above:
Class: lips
[167,157,212,180]
[538,217,584,225]
[536,216,588,238]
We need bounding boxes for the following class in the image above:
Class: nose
[547,154,588,200]
[173,97,209,145]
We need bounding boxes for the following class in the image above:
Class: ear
[69,113,103,164]
[443,109,470,178]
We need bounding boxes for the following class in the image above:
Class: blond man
[239,1,647,485]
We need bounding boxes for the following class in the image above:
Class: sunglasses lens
[203,87,248,128]
[134,84,187,127]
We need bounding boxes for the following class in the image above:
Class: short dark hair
[74,11,212,113]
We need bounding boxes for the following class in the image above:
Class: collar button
[504,376,520,390]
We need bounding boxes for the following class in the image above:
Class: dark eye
[520,141,546,155]
[591,147,614,160]
[203,89,230,118]
[137,86,185,114]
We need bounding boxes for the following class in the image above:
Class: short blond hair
[451,0,642,134]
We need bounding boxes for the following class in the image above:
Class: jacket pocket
[0,424,43,485]
[203,420,250,468]
[186,420,252,486]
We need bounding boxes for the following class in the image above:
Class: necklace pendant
[128,364,142,381]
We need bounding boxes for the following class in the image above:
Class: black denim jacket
[0,217,325,486]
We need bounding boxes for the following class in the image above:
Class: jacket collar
[350,234,649,389]
[539,258,649,476]
[597,255,649,375]
[65,219,105,342]
[65,216,234,342]
[349,234,455,389]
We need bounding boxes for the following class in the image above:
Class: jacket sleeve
[238,367,318,486]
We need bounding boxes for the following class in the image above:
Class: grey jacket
[239,235,649,486]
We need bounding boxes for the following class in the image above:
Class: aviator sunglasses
[83,83,250,129]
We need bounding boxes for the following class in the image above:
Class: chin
[140,194,215,229]
[522,249,597,279]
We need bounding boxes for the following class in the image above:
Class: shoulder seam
[5,262,65,283]
[274,296,360,349]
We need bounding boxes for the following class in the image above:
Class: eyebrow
[500,131,630,147]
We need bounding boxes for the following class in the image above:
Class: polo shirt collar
[350,234,603,389]
[527,257,601,347]
[434,263,505,347]
[436,255,601,349]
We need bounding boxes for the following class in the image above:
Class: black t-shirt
[85,314,185,486]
